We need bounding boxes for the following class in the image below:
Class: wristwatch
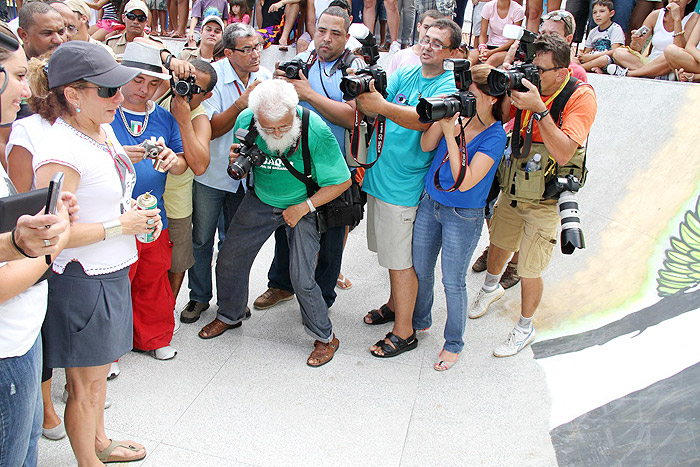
[533,108,550,121]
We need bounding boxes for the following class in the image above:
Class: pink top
[229,13,250,24]
[481,0,525,47]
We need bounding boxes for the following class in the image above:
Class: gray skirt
[44,262,133,368]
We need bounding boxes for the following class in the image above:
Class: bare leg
[176,0,188,35]
[41,378,61,429]
[547,0,561,11]
[384,0,399,45]
[167,0,178,32]
[485,242,511,276]
[611,47,645,71]
[279,3,300,46]
[582,55,611,71]
[486,50,508,67]
[520,276,543,318]
[627,55,672,77]
[364,0,377,33]
[664,44,700,73]
[370,267,418,355]
[64,365,109,465]
[525,0,543,34]
[168,271,185,299]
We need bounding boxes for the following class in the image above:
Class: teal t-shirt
[233,107,351,209]
[363,65,456,207]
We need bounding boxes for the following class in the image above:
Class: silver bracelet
[102,219,122,240]
[306,198,316,213]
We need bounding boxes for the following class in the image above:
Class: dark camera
[544,174,585,255]
[278,58,308,80]
[227,129,268,180]
[340,66,387,100]
[487,27,540,95]
[417,59,477,123]
[171,75,203,99]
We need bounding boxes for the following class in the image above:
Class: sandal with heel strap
[371,331,418,358]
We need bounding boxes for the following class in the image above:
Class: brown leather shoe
[307,334,339,367]
[472,246,489,272]
[499,262,521,289]
[253,287,294,310]
[198,318,241,339]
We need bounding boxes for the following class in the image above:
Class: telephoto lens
[558,190,585,254]
[416,96,462,122]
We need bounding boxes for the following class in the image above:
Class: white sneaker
[173,308,181,335]
[42,419,66,440]
[468,284,505,319]
[107,361,120,380]
[62,385,111,409]
[606,64,628,76]
[150,345,177,360]
[493,326,536,358]
[389,41,401,53]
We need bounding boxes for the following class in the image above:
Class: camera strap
[277,108,320,197]
[348,109,385,169]
[433,116,473,192]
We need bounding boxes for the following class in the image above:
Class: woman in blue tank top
[412,64,508,371]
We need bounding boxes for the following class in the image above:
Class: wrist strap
[306,198,316,212]
[10,227,37,258]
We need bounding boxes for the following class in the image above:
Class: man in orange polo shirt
[469,33,597,357]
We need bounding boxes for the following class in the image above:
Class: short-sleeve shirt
[233,107,350,209]
[199,60,272,193]
[110,104,184,229]
[362,64,457,207]
[33,120,138,275]
[481,0,525,47]
[585,22,625,52]
[512,81,597,146]
[425,122,507,208]
[159,97,209,219]
[5,114,52,186]
[386,47,421,76]
[293,50,365,154]
[191,0,229,30]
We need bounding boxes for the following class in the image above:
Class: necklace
[118,102,150,137]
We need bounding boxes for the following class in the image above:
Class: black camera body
[227,129,268,180]
[278,58,308,80]
[416,59,477,123]
[339,30,387,99]
[487,28,541,95]
[172,75,199,98]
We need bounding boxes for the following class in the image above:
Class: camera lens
[174,80,190,96]
[285,65,300,79]
[487,69,512,96]
[558,191,585,254]
[416,96,461,123]
[227,155,252,180]
[340,76,365,99]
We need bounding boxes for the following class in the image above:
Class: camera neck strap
[433,116,473,192]
[275,107,320,197]
[348,109,385,169]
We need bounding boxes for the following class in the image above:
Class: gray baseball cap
[47,41,140,89]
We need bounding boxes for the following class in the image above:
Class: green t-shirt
[233,107,351,209]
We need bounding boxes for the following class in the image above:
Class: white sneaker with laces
[151,345,177,360]
[606,64,628,76]
[493,326,536,357]
[107,361,120,380]
[469,284,505,319]
[389,41,401,53]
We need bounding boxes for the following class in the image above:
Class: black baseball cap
[47,41,140,89]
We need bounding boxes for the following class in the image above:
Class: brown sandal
[307,335,339,367]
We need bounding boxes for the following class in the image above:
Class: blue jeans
[267,224,345,308]
[0,334,42,467]
[215,191,334,342]
[412,194,484,354]
[189,181,245,304]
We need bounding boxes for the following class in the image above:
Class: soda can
[136,192,157,243]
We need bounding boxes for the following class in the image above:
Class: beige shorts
[366,194,417,270]
[489,194,559,279]
[167,215,194,273]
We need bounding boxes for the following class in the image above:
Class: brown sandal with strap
[307,335,339,367]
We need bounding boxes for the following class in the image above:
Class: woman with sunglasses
[0,24,74,467]
[29,41,162,464]
[413,64,507,371]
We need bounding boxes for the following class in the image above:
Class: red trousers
[129,229,175,351]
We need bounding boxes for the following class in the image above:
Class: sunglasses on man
[125,12,148,22]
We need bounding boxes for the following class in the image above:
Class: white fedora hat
[121,42,171,81]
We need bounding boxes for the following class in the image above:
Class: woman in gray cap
[29,41,161,464]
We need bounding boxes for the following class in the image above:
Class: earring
[75,104,81,113]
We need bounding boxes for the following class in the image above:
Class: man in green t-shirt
[198,80,351,367]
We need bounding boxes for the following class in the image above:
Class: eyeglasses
[258,123,293,134]
[231,43,264,55]
[83,85,120,98]
[418,37,452,50]
[541,11,574,33]
[536,65,563,73]
[125,12,148,22]
[65,25,78,34]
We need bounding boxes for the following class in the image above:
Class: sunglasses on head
[125,12,147,22]
[83,85,120,98]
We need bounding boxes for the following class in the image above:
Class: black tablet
[0,188,49,233]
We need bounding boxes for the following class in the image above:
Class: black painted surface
[550,361,700,467]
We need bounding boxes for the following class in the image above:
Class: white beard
[255,116,302,155]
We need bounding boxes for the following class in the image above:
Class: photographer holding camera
[470,32,597,358]
[110,41,188,362]
[199,79,351,368]
[252,6,365,311]
[354,18,460,358]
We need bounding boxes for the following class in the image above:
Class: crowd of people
[0,0,692,463]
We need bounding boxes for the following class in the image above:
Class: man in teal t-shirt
[355,19,460,358]
[198,80,351,368]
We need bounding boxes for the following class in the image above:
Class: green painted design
[657,197,700,296]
